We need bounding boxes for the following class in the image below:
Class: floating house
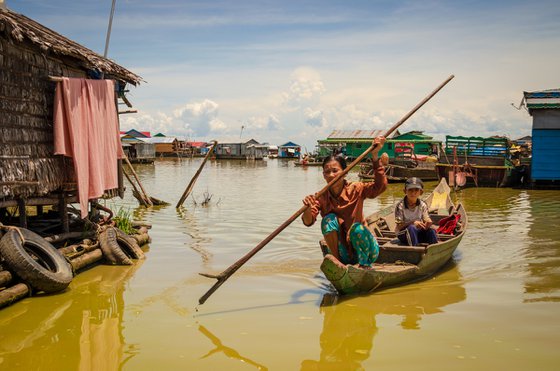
[246,143,269,160]
[317,130,399,159]
[389,131,441,158]
[278,142,301,159]
[523,89,560,184]
[120,138,155,163]
[120,130,155,163]
[0,6,142,229]
[267,145,279,158]
[149,132,191,156]
[143,137,179,157]
[184,141,208,157]
[122,129,151,139]
[214,139,266,159]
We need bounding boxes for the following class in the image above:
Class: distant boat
[294,159,322,167]
[320,178,467,295]
[359,162,438,182]
[435,136,513,188]
[359,156,438,183]
[359,146,438,182]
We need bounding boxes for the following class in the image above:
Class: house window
[388,143,393,150]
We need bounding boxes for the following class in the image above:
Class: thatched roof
[0,7,142,85]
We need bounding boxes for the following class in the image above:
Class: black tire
[0,229,73,293]
[114,228,145,260]
[99,227,133,265]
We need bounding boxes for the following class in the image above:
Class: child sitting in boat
[301,136,388,269]
[395,177,438,246]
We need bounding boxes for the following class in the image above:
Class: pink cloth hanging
[53,78,124,218]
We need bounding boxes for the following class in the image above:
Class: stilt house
[0,6,142,231]
[523,89,560,183]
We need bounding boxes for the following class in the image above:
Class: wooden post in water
[122,167,150,207]
[123,155,153,207]
[176,141,217,208]
[198,75,455,305]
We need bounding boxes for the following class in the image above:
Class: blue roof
[280,141,300,147]
[524,89,560,99]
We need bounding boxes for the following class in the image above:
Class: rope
[0,222,26,244]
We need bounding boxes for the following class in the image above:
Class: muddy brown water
[0,158,558,370]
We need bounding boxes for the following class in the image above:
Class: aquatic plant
[113,207,135,235]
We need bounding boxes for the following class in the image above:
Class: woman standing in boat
[302,136,388,269]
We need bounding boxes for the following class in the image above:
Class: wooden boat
[294,159,323,167]
[359,162,438,183]
[435,156,513,188]
[435,136,513,188]
[359,148,438,182]
[320,178,467,295]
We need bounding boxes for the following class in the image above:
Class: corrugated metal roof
[326,130,399,139]
[279,141,300,147]
[142,137,176,144]
[524,89,560,112]
[524,89,560,99]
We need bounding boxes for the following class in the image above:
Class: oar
[198,75,455,305]
[176,141,218,208]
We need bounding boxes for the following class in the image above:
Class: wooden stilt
[17,199,27,228]
[59,194,69,233]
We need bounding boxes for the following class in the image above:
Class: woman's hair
[322,154,347,170]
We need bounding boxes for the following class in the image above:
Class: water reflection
[177,207,213,264]
[0,263,143,370]
[524,191,560,302]
[198,325,268,370]
[301,265,466,369]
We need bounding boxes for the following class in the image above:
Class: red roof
[187,141,207,147]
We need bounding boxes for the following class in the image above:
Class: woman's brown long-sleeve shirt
[305,159,387,240]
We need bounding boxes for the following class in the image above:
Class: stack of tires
[0,226,146,309]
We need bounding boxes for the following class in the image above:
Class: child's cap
[405,177,424,190]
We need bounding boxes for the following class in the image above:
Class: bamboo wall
[0,36,84,201]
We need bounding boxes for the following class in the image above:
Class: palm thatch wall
[0,7,141,208]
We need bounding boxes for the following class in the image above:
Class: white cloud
[304,108,326,127]
[120,112,174,136]
[282,67,325,109]
[173,99,223,137]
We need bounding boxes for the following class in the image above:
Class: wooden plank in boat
[368,263,418,274]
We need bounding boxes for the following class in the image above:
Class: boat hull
[321,233,463,295]
[435,155,512,187]
[359,163,438,182]
[320,178,467,295]
[294,161,322,167]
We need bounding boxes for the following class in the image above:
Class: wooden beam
[0,195,78,208]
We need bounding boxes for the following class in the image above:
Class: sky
[8,0,560,149]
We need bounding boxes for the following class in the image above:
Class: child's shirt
[394,197,430,225]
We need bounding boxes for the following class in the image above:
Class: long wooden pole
[122,167,150,207]
[198,75,455,305]
[123,155,153,207]
[176,141,218,208]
